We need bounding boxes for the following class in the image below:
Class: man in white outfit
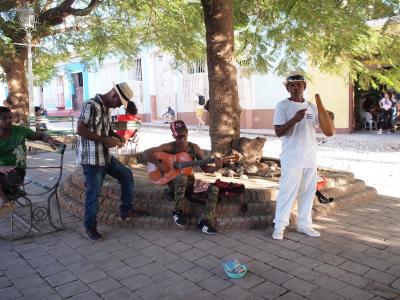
[272,72,334,240]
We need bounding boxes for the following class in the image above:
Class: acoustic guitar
[148,152,239,185]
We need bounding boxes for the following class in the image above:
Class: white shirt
[379,97,392,110]
[273,98,319,168]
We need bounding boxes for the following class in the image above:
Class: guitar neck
[174,157,215,169]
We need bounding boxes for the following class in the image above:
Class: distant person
[195,104,205,127]
[272,72,335,240]
[390,92,398,131]
[115,102,141,154]
[377,91,393,134]
[76,82,139,241]
[115,101,139,141]
[195,93,206,127]
[161,106,176,123]
[34,106,48,131]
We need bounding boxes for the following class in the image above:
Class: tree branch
[44,0,54,11]
[0,16,19,39]
[70,0,99,16]
[0,0,30,12]
[40,24,83,38]
[38,0,100,26]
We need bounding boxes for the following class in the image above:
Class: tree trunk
[201,0,240,154]
[1,51,29,127]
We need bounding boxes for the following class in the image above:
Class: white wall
[153,53,179,118]
[253,72,288,109]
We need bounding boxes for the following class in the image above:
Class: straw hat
[283,71,306,86]
[113,82,134,109]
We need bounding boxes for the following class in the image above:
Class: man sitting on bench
[0,106,58,216]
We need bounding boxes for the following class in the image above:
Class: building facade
[0,49,352,132]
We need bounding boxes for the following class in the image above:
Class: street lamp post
[18,3,37,124]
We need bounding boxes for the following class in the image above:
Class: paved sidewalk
[0,148,399,299]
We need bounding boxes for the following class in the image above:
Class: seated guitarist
[143,120,222,235]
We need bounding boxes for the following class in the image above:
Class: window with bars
[187,59,206,74]
[131,58,143,81]
[238,60,251,78]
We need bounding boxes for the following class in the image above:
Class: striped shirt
[76,94,111,166]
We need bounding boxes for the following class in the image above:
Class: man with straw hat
[272,71,335,240]
[76,82,139,241]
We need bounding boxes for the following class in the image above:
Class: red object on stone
[116,114,141,140]
[317,177,327,191]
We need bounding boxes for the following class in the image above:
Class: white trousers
[273,167,317,229]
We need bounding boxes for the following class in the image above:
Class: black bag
[198,95,206,106]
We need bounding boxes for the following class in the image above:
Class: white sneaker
[272,227,285,240]
[297,226,321,237]
[376,129,383,135]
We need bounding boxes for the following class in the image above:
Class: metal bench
[5,141,66,240]
[30,115,77,149]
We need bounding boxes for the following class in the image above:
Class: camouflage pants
[168,174,219,221]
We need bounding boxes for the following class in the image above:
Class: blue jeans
[82,156,134,229]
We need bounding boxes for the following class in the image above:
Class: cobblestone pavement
[1,193,399,299]
[0,133,399,299]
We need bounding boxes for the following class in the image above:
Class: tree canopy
[0,0,159,85]
[138,0,400,89]
[1,0,399,89]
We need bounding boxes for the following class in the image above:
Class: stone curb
[58,167,378,230]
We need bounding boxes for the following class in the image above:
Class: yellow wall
[307,65,350,130]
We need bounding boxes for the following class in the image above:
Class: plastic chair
[362,111,376,131]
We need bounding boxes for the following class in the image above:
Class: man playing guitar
[143,120,222,234]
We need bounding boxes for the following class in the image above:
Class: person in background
[377,91,393,135]
[161,106,176,123]
[115,102,141,154]
[389,91,398,132]
[195,93,206,127]
[34,106,48,131]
